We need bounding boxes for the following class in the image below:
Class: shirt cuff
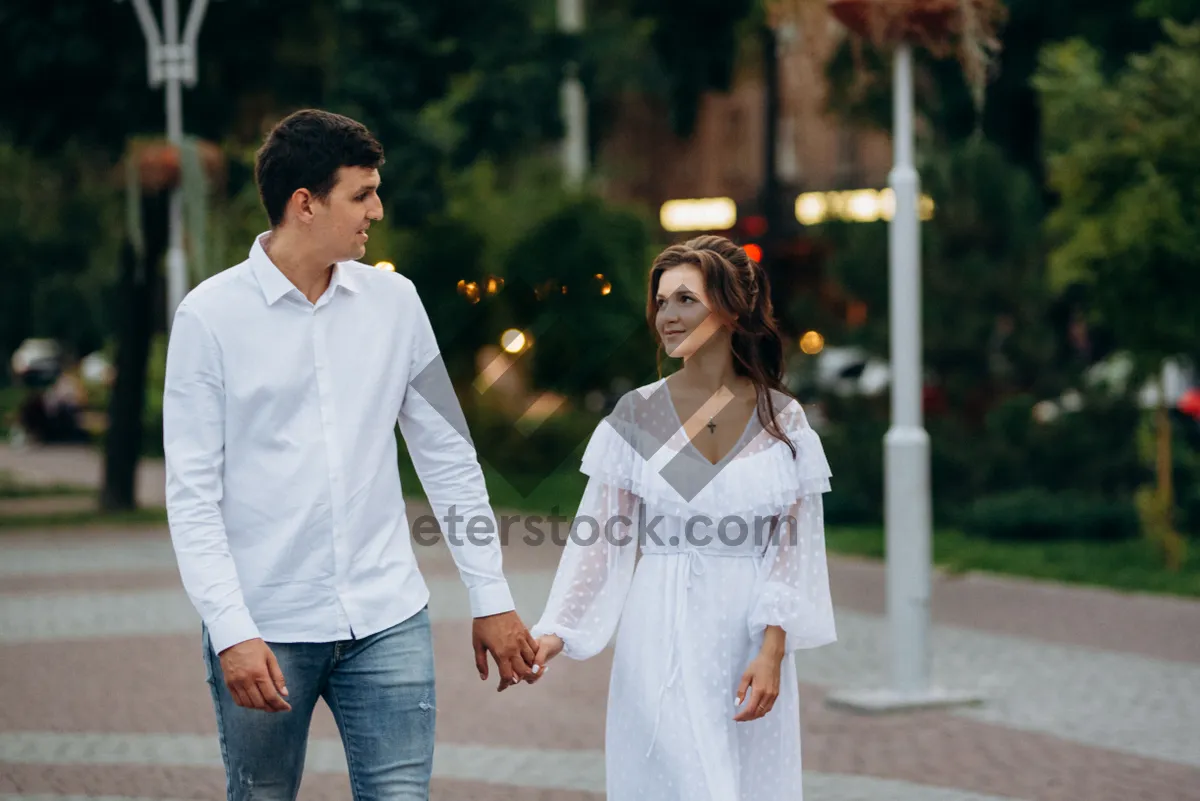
[205,608,262,655]
[469,581,516,618]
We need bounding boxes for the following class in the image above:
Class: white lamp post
[122,0,211,330]
[557,0,587,187]
[826,42,980,714]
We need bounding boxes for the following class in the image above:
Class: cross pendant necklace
[706,417,717,434]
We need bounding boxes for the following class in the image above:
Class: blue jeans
[202,606,436,801]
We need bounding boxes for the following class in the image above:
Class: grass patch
[0,505,168,530]
[0,385,23,437]
[825,527,1200,596]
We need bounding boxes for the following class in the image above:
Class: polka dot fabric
[532,379,837,800]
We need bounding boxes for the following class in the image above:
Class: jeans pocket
[201,625,216,686]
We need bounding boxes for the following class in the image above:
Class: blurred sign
[795,189,935,225]
[659,197,737,232]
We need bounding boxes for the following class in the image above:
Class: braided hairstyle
[646,235,797,458]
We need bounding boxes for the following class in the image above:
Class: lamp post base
[825,686,984,715]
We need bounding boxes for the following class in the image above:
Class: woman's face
[654,264,728,360]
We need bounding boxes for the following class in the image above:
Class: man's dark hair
[254,109,385,227]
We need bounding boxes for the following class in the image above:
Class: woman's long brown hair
[646,235,798,459]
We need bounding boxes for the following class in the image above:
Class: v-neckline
[660,378,758,467]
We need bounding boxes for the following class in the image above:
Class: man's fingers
[496,657,513,692]
[265,650,289,698]
[497,656,525,692]
[228,683,250,709]
[509,649,534,681]
[243,682,269,712]
[518,633,536,668]
[255,674,292,712]
[473,636,488,680]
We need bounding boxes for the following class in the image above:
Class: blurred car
[11,338,62,389]
[813,346,891,397]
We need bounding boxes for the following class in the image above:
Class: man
[163,109,537,800]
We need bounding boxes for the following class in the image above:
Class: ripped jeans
[202,606,436,801]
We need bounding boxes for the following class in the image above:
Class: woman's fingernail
[531,664,540,674]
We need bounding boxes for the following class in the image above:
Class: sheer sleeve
[530,478,639,660]
[747,397,837,654]
[748,494,836,654]
[530,394,644,660]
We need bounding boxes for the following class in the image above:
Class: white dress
[531,378,837,801]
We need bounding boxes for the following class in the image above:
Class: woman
[527,235,837,800]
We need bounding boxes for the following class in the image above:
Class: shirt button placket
[312,306,351,637]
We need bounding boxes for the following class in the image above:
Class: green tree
[812,138,1055,415]
[0,143,116,365]
[1033,21,1200,568]
[824,0,1166,185]
[0,0,573,508]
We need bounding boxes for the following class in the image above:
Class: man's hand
[218,638,292,712]
[472,611,537,692]
[523,634,564,685]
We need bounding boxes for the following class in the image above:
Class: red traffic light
[744,243,763,262]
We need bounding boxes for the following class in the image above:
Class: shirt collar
[249,232,361,306]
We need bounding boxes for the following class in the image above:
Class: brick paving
[1,444,1199,799]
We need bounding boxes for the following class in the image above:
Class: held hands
[472,610,539,692]
[218,638,292,713]
[523,634,564,685]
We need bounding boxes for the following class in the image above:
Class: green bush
[816,389,1149,535]
[1174,415,1200,539]
[503,195,659,396]
[963,488,1140,542]
[812,395,887,525]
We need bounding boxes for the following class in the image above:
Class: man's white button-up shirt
[163,233,514,655]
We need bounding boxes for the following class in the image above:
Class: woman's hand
[524,634,564,684]
[734,628,786,721]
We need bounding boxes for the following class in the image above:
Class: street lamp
[120,0,212,330]
[557,0,587,187]
[819,0,1001,714]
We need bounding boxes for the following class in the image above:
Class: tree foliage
[0,0,568,226]
[1034,21,1200,365]
[825,0,1165,182]
[813,138,1055,414]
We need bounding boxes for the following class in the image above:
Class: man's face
[311,166,384,262]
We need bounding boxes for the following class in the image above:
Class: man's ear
[289,188,317,224]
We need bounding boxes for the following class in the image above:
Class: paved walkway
[1,444,1198,799]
